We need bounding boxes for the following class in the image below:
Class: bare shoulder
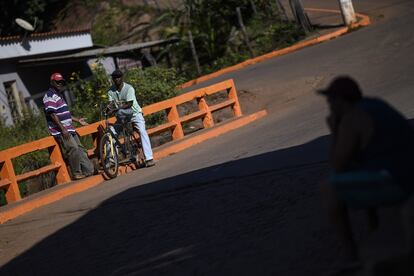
[343,107,373,128]
[343,106,375,145]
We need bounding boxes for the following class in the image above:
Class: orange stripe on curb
[179,9,371,89]
[0,175,105,224]
[0,110,267,224]
[154,110,268,160]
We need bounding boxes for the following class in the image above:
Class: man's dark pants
[56,133,94,177]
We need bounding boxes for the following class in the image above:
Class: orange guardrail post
[48,143,71,184]
[197,96,214,128]
[167,105,184,140]
[0,158,21,203]
[227,80,242,117]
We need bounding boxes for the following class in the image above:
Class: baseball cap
[111,69,123,78]
[317,76,362,102]
[50,72,65,81]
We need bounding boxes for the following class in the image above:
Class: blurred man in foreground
[318,76,414,270]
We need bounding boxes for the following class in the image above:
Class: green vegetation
[0,110,50,203]
[68,65,184,123]
[86,0,305,80]
[156,0,305,79]
[91,2,157,46]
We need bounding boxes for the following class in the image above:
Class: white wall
[0,72,37,125]
[87,56,116,75]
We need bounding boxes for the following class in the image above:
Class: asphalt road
[1,1,414,275]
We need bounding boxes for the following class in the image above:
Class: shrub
[67,65,184,125]
[68,65,111,123]
[160,0,305,80]
[124,66,184,106]
[253,20,305,54]
[0,109,48,152]
[0,110,50,201]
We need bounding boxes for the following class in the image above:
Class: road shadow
[1,118,413,275]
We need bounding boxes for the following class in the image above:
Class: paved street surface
[1,1,414,275]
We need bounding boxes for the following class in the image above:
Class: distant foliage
[67,65,111,123]
[124,66,185,127]
[68,65,184,123]
[0,110,49,176]
[0,110,48,152]
[248,15,304,53]
[160,0,305,79]
[0,110,50,201]
[91,2,157,46]
[124,66,184,107]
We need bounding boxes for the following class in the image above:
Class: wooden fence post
[0,159,21,203]
[197,96,214,128]
[167,105,184,140]
[228,81,242,117]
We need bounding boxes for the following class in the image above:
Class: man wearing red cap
[43,72,95,180]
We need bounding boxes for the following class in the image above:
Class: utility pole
[236,7,255,58]
[274,0,288,21]
[338,0,357,26]
[188,31,201,75]
[249,0,258,15]
[289,0,312,33]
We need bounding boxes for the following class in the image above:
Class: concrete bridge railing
[0,79,242,205]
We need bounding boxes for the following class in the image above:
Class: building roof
[0,29,93,60]
[19,37,180,64]
[0,29,91,43]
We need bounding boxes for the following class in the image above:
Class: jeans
[330,170,408,208]
[111,112,153,161]
[57,133,95,177]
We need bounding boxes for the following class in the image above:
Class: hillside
[52,0,182,45]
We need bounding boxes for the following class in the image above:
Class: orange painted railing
[0,79,241,205]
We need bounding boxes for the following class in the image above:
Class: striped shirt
[43,88,75,136]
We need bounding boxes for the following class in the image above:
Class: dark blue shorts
[330,170,408,208]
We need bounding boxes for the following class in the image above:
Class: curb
[0,175,105,224]
[179,9,371,89]
[154,110,268,159]
[0,110,267,224]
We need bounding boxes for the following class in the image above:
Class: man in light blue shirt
[107,69,154,167]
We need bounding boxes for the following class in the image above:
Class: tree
[159,0,302,78]
[160,1,259,65]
